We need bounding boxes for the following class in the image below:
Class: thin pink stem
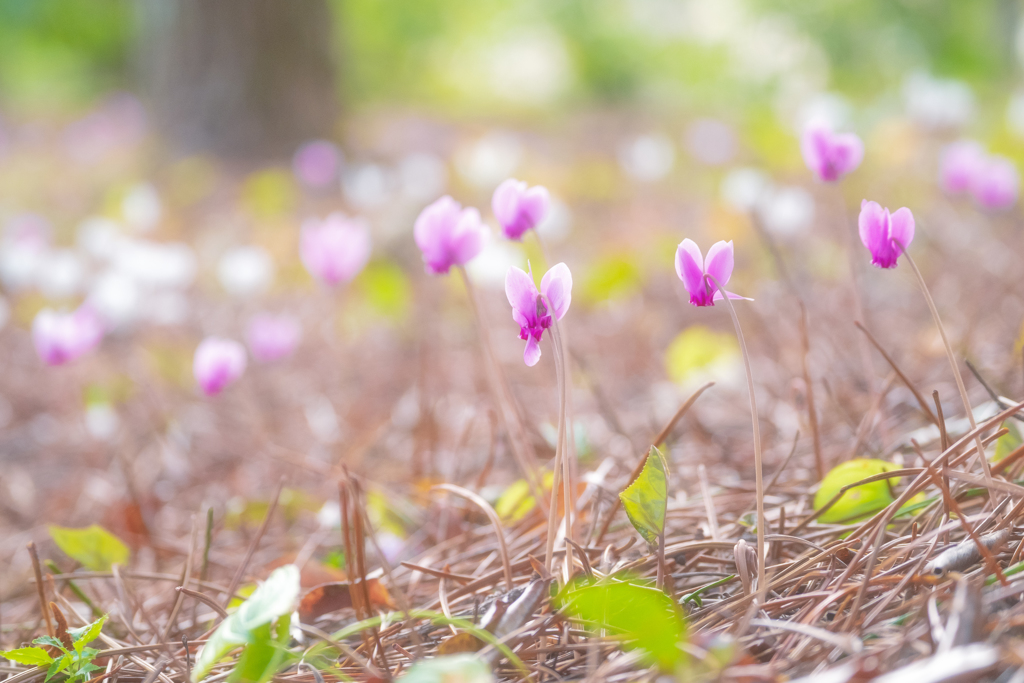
[898,245,995,489]
[706,274,765,599]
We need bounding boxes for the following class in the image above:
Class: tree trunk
[138,0,338,161]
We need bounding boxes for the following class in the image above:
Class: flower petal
[523,335,542,367]
[858,200,888,255]
[800,122,831,180]
[450,207,485,266]
[713,289,753,302]
[519,185,549,226]
[703,240,735,291]
[674,238,705,295]
[887,207,915,253]
[491,179,525,227]
[505,265,539,315]
[831,133,864,177]
[540,262,572,321]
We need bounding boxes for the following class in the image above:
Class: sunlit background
[2,0,1024,620]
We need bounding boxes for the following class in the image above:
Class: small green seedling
[2,614,108,683]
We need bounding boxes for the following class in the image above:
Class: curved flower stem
[898,246,995,489]
[706,275,765,599]
[456,267,548,512]
[545,314,575,577]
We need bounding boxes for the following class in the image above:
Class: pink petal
[888,207,915,252]
[193,337,247,396]
[540,262,572,321]
[713,290,753,302]
[858,200,888,255]
[505,266,539,315]
[940,140,985,194]
[450,207,485,266]
[523,335,542,367]
[519,185,550,227]
[800,122,831,180]
[491,179,525,228]
[674,238,705,295]
[414,196,461,272]
[830,133,864,176]
[703,240,735,290]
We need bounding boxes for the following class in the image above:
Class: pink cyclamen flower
[939,140,986,194]
[300,213,371,286]
[246,314,301,362]
[32,305,104,365]
[414,196,486,275]
[858,200,915,269]
[293,140,341,188]
[491,178,550,241]
[971,155,1019,211]
[193,337,247,396]
[505,262,572,367]
[800,120,864,182]
[674,239,748,307]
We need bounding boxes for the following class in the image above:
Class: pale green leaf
[399,654,494,683]
[70,614,108,653]
[993,421,1023,462]
[813,459,919,524]
[191,565,300,683]
[664,325,738,384]
[1,647,54,666]
[619,447,669,544]
[49,525,130,571]
[561,579,686,672]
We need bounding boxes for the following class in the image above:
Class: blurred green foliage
[754,0,1017,94]
[0,0,1018,114]
[0,0,131,111]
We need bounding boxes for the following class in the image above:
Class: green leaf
[399,654,494,683]
[191,565,300,683]
[33,636,65,652]
[70,614,108,653]
[228,623,275,683]
[561,579,686,672]
[664,325,739,384]
[619,447,669,545]
[494,479,535,522]
[814,459,911,524]
[49,525,130,571]
[45,653,72,682]
[1,647,54,666]
[71,661,101,683]
[993,421,1023,462]
[578,253,643,305]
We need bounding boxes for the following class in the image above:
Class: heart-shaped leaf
[49,525,129,571]
[619,447,669,545]
[814,459,902,524]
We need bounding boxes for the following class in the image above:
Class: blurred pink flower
[675,239,747,307]
[246,313,301,362]
[32,306,104,366]
[414,196,485,275]
[858,200,915,269]
[800,120,863,182]
[300,213,371,286]
[939,140,986,194]
[971,155,1019,210]
[193,337,247,396]
[492,178,549,240]
[293,140,342,188]
[505,262,571,367]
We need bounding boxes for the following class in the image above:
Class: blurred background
[2,0,1024,610]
